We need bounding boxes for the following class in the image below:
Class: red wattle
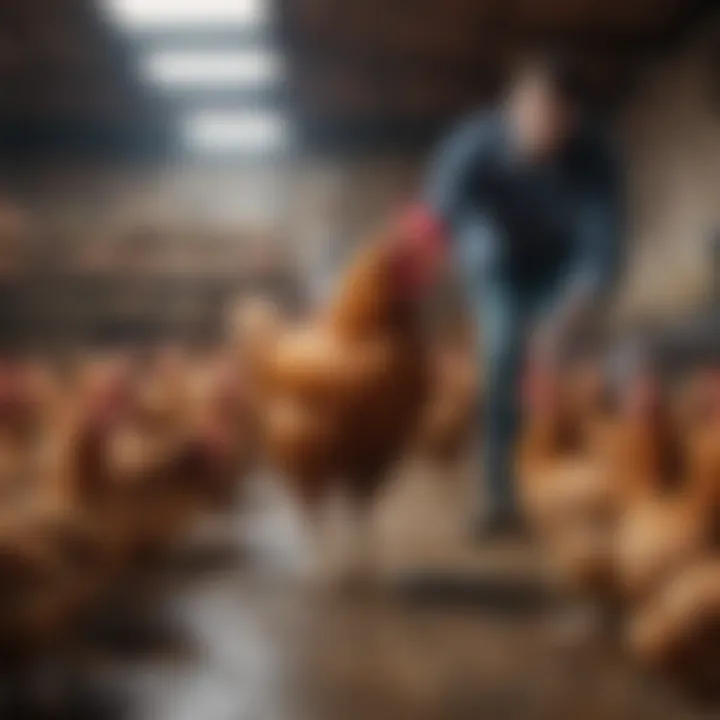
[397,203,447,256]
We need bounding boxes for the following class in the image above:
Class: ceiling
[0,0,171,157]
[0,0,714,158]
[281,0,716,149]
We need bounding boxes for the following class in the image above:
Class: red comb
[85,365,135,429]
[522,361,557,410]
[397,204,447,252]
[392,204,447,295]
[0,364,32,415]
[625,373,661,418]
[699,368,720,413]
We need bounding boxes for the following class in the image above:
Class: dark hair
[515,49,587,106]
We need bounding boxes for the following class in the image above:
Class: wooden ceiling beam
[295,115,454,155]
[510,0,687,32]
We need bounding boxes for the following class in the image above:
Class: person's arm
[535,137,624,359]
[423,114,495,234]
[395,115,498,285]
[570,137,624,304]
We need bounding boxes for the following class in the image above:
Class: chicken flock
[0,214,716,703]
[0,217,474,701]
[519,358,720,695]
[0,349,252,674]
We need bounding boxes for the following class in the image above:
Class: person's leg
[473,282,529,537]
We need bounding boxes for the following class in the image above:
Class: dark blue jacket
[425,111,624,301]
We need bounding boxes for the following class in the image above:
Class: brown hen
[254,218,442,584]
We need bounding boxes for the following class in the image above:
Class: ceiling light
[182,110,289,152]
[104,0,268,28]
[142,50,281,87]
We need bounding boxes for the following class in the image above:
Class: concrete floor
[80,461,715,720]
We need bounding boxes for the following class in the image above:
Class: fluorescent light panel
[183,110,288,151]
[142,50,281,87]
[105,0,268,28]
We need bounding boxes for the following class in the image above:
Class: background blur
[0,3,719,719]
[0,0,717,351]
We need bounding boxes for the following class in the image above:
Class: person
[414,53,624,539]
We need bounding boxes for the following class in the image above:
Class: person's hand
[394,203,449,293]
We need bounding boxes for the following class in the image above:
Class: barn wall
[617,19,720,322]
[0,161,296,348]
[0,155,420,348]
[11,16,720,349]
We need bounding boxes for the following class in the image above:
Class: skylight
[142,50,281,87]
[105,0,268,28]
[182,110,288,152]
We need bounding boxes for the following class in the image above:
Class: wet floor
[72,462,716,720]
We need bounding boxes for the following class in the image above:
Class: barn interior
[0,1,719,718]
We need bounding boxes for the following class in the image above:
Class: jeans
[453,217,573,519]
[470,276,562,520]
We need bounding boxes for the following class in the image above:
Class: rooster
[185,352,255,508]
[613,372,714,606]
[617,370,720,688]
[517,359,621,605]
[251,211,444,584]
[629,559,720,695]
[0,361,125,671]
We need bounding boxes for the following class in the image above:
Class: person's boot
[470,509,526,543]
